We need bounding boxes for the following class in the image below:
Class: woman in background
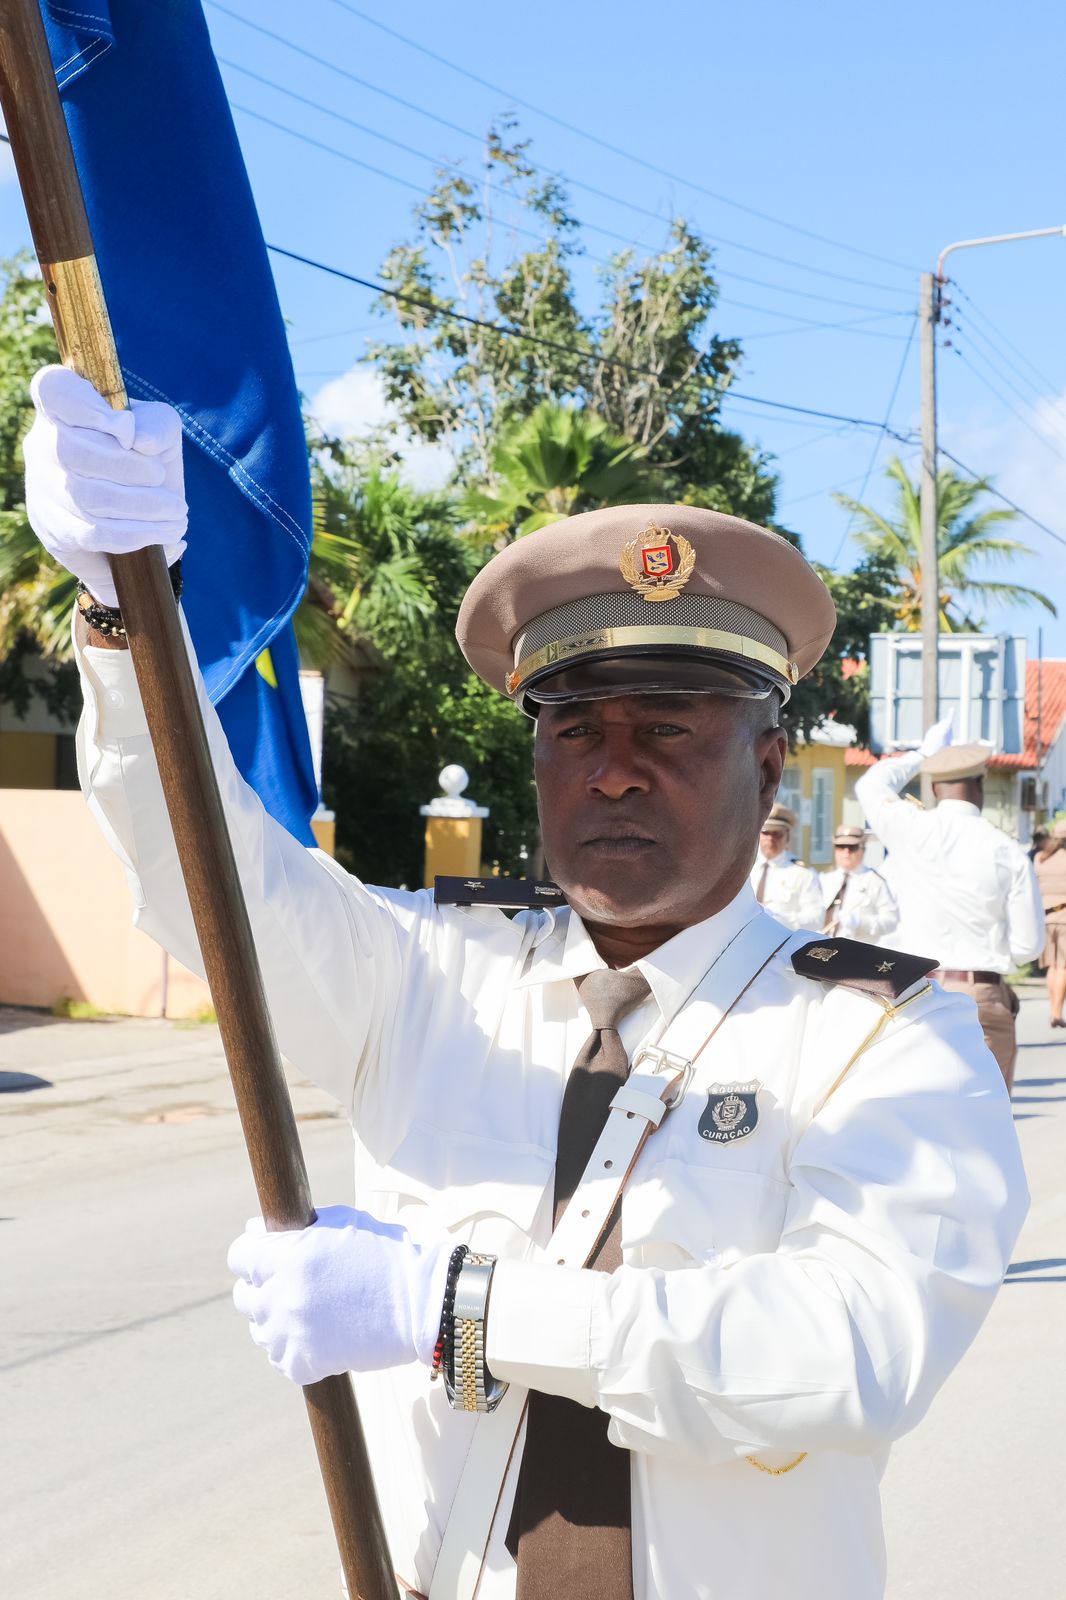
[1034,819,1066,1027]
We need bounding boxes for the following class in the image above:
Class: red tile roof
[1020,659,1066,766]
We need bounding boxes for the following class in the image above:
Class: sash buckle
[633,1045,693,1109]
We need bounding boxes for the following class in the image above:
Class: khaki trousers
[939,976,1019,1092]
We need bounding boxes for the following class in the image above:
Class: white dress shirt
[75,631,1027,1600]
[749,849,824,932]
[855,751,1044,972]
[819,864,899,943]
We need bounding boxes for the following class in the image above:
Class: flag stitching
[49,5,111,23]
[53,38,111,88]
[123,370,308,701]
[124,367,309,552]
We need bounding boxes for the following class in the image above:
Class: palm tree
[303,447,471,669]
[834,456,1056,630]
[463,402,651,542]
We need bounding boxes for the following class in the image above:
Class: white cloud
[309,366,455,492]
[941,393,1066,546]
[939,392,1066,649]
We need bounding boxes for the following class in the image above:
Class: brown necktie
[507,967,651,1600]
[756,860,770,903]
[824,874,847,932]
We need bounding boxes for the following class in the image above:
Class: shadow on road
[0,1071,53,1093]
[1004,1258,1066,1284]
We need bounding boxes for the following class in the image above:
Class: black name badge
[698,1082,761,1144]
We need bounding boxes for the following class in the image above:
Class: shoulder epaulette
[434,875,567,910]
[903,794,925,809]
[792,937,937,1000]
[793,858,806,868]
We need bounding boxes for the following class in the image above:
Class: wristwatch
[444,1252,509,1414]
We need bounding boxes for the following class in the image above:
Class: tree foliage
[835,455,1056,631]
[368,129,777,519]
[0,256,79,718]
[463,401,651,541]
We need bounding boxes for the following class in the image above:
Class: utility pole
[919,271,939,804]
[917,225,1064,803]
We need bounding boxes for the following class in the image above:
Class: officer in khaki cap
[819,824,898,943]
[749,801,824,931]
[21,367,1027,1600]
[856,720,1044,1090]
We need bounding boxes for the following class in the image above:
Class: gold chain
[744,1451,808,1475]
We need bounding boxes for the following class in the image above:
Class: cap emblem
[619,524,695,602]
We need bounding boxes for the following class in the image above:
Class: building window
[811,768,834,863]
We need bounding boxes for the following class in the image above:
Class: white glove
[23,365,187,608]
[227,1205,452,1386]
[918,710,955,759]
[838,908,861,932]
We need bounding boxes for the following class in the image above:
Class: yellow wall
[781,744,848,867]
[423,817,484,887]
[0,731,56,789]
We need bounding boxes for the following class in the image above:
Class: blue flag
[42,0,318,844]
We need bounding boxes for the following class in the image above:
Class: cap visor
[523,653,777,706]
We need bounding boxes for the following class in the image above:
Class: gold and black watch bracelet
[75,559,184,638]
[442,1253,508,1414]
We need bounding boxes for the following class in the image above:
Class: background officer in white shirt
[749,803,824,930]
[22,367,1028,1600]
[820,824,898,943]
[855,725,1044,1091]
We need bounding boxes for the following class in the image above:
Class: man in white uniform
[856,728,1044,1091]
[749,803,824,930]
[820,824,898,942]
[24,368,1026,1600]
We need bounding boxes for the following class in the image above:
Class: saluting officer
[820,825,898,943]
[749,803,824,931]
[23,367,1027,1600]
[856,724,1044,1092]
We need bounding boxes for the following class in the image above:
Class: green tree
[834,456,1056,631]
[784,553,900,744]
[0,255,80,716]
[463,401,650,541]
[368,128,776,520]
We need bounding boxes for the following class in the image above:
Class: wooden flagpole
[0,5,396,1595]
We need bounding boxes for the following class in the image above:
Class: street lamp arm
[937,225,1066,283]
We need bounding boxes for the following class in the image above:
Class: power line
[937,444,1066,551]
[735,312,913,344]
[952,309,1052,410]
[222,52,914,326]
[951,346,1066,471]
[951,285,1062,398]
[267,239,918,438]
[324,0,919,276]
[205,1,916,299]
[828,315,918,565]
[232,103,916,339]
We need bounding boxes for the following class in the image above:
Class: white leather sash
[428,911,792,1600]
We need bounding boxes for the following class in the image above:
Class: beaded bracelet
[430,1243,468,1381]
[76,559,184,638]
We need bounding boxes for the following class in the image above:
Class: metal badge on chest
[698,1081,762,1144]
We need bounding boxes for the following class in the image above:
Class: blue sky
[2,0,1064,655]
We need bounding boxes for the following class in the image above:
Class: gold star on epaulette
[792,938,937,999]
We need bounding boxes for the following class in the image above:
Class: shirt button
[105,689,124,707]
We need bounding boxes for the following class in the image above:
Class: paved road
[2,988,1062,1598]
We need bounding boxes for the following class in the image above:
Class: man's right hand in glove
[23,365,188,609]
[918,711,955,759]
